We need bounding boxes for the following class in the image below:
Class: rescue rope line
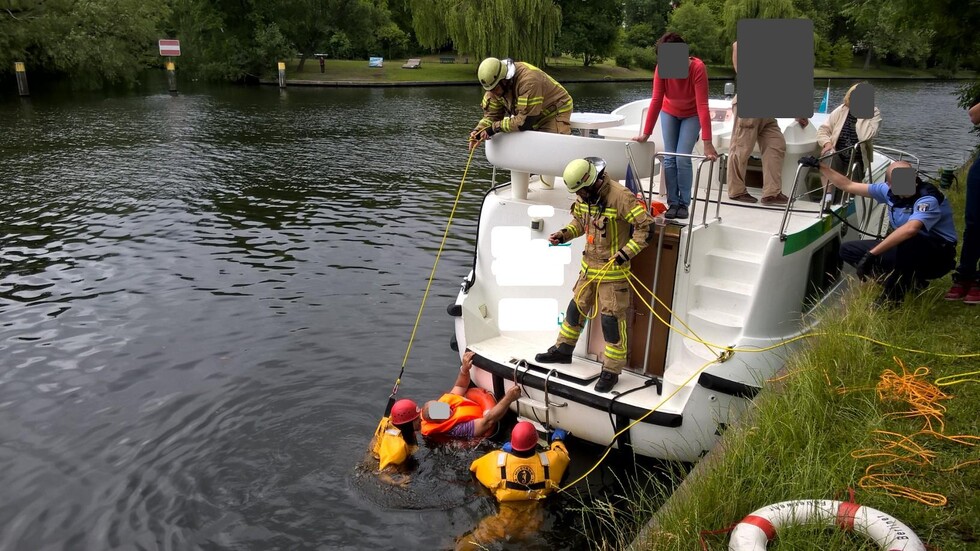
[847,358,980,506]
[390,146,477,399]
[557,356,722,493]
[626,269,980,359]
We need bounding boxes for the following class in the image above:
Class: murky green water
[0,78,973,550]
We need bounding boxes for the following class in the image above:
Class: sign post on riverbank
[159,39,180,94]
[15,62,29,96]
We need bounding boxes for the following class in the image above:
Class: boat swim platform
[467,336,694,420]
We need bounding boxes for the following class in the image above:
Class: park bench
[439,56,456,64]
[402,58,422,69]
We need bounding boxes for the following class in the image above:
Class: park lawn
[278,55,974,85]
[280,56,652,83]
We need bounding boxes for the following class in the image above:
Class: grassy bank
[594,161,979,550]
[276,56,974,85]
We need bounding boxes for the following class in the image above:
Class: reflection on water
[0,79,975,549]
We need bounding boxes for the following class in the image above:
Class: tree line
[1,0,978,86]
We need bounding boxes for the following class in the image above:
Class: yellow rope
[399,146,477,371]
[556,356,721,493]
[849,358,980,507]
[935,369,980,386]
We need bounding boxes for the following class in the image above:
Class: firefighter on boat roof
[468,57,573,151]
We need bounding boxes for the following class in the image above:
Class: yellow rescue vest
[371,419,416,469]
[469,442,570,502]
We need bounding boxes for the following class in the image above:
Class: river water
[0,79,974,550]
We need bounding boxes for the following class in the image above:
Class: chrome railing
[648,152,718,272]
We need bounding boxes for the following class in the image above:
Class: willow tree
[410,0,561,66]
[721,0,796,41]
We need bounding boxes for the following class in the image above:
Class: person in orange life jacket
[456,423,570,550]
[801,157,957,302]
[420,350,523,439]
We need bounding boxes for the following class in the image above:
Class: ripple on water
[0,80,973,549]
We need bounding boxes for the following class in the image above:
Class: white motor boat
[448,97,906,462]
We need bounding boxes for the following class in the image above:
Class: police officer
[534,157,654,393]
[801,157,958,302]
[468,57,573,151]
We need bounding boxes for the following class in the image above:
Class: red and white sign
[159,39,181,57]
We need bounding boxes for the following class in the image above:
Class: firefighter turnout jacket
[473,62,573,135]
[558,173,655,281]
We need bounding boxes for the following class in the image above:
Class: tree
[623,0,673,33]
[721,0,796,42]
[666,2,722,63]
[1,0,170,86]
[842,0,931,70]
[410,0,561,66]
[555,0,620,66]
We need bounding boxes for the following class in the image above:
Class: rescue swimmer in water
[368,398,422,485]
[421,351,522,441]
[456,421,571,550]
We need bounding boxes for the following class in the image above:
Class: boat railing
[650,152,718,272]
[779,138,873,240]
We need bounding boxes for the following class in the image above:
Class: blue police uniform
[840,181,957,301]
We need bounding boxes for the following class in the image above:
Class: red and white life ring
[729,499,925,551]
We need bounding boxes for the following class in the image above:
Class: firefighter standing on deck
[535,157,655,393]
[468,57,573,151]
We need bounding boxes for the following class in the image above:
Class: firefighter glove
[613,249,630,266]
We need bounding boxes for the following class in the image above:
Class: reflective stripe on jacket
[473,62,573,134]
[561,174,654,280]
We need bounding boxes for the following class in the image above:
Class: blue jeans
[954,154,980,281]
[660,112,702,207]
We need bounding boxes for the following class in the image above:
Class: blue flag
[817,81,830,114]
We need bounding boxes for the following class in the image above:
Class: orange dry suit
[420,393,484,436]
[472,62,573,136]
[469,441,570,502]
[370,419,417,470]
[552,174,654,373]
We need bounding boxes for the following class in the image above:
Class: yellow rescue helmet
[563,157,606,192]
[478,57,510,90]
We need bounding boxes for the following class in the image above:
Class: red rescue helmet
[510,421,538,452]
[391,399,420,425]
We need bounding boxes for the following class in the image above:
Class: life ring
[729,499,925,551]
[465,387,498,435]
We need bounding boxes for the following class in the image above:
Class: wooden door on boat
[585,224,680,377]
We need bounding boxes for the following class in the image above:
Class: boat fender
[728,499,926,551]
[464,387,498,434]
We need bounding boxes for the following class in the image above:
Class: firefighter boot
[535,343,574,364]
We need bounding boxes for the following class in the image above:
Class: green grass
[275,54,975,85]
[582,160,980,550]
[279,55,652,84]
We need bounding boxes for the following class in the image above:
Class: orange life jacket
[421,393,484,436]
